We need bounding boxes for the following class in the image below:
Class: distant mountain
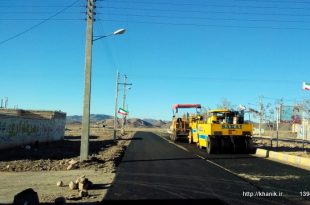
[153,120,168,127]
[126,118,153,128]
[94,118,153,128]
[143,119,167,127]
[143,119,158,125]
[66,114,113,123]
[143,119,170,127]
[67,115,170,128]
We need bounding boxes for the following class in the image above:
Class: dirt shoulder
[254,137,310,158]
[0,124,134,203]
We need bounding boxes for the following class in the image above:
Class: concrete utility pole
[122,75,127,111]
[113,71,120,141]
[276,103,282,148]
[120,75,132,135]
[258,96,263,138]
[302,101,306,149]
[121,75,127,135]
[4,97,8,108]
[80,0,95,162]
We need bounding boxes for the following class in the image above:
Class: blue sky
[1,0,310,121]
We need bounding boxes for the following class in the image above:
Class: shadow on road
[121,157,201,163]
[64,135,99,140]
[100,199,228,205]
[9,199,228,205]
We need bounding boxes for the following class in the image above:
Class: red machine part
[172,104,201,110]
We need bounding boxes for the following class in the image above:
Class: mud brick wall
[0,109,66,149]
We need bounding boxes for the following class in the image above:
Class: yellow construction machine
[188,109,255,154]
[169,104,201,142]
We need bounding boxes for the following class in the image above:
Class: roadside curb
[255,148,310,170]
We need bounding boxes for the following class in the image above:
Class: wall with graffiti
[0,109,66,149]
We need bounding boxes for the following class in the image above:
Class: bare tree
[217,98,234,110]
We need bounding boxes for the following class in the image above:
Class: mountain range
[66,114,170,128]
[66,114,113,123]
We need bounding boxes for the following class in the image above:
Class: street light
[93,28,126,42]
[113,28,126,35]
[80,28,126,162]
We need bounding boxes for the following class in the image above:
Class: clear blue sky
[1,0,310,121]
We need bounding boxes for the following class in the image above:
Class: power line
[98,13,310,24]
[0,18,84,21]
[123,73,303,83]
[0,0,80,45]
[98,18,310,30]
[100,0,310,11]
[234,0,310,4]
[0,0,75,1]
[101,6,310,18]
[0,11,83,14]
[0,5,84,8]
[102,0,310,5]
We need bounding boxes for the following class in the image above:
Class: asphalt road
[104,131,310,205]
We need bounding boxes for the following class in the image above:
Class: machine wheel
[188,131,193,144]
[245,137,256,154]
[233,137,246,153]
[220,137,233,153]
[170,131,177,142]
[174,134,178,142]
[206,137,218,154]
[196,135,202,149]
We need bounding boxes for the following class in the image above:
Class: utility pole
[126,104,129,130]
[258,96,263,139]
[120,75,132,135]
[4,97,8,108]
[302,101,306,149]
[276,103,282,148]
[80,0,95,162]
[121,75,127,135]
[113,71,120,141]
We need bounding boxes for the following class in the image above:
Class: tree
[296,99,310,120]
[217,98,234,110]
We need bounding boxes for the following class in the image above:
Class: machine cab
[207,109,244,124]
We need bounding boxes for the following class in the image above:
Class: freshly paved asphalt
[103,131,310,205]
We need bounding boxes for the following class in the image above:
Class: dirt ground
[0,170,115,203]
[1,125,309,203]
[0,124,134,172]
[0,123,134,203]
